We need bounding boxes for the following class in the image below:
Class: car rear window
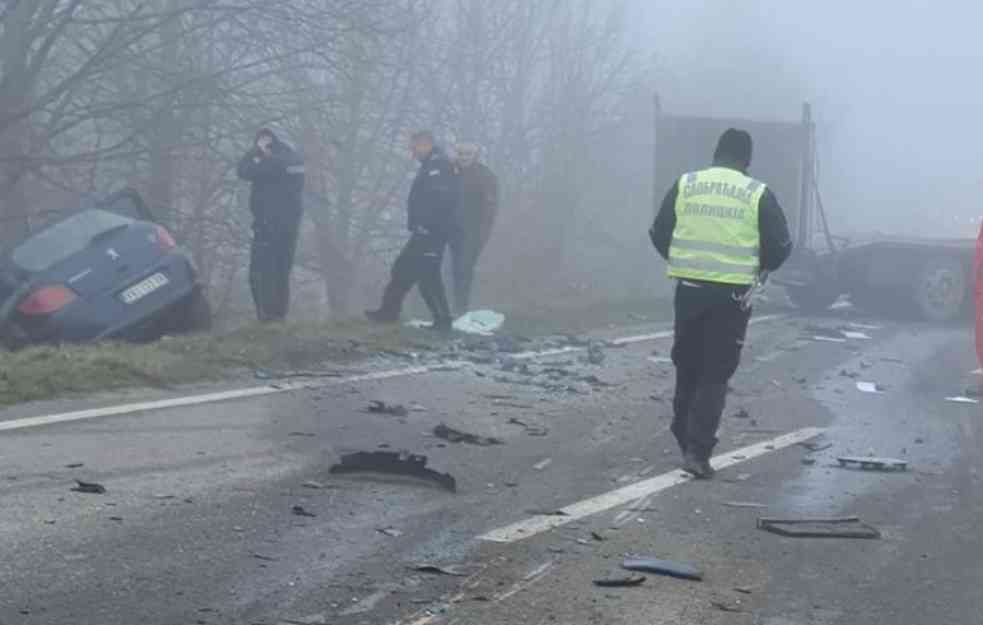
[12,209,132,273]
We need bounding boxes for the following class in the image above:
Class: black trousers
[670,281,752,460]
[250,217,300,322]
[448,230,484,314]
[379,232,451,322]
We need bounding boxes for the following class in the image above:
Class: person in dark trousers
[649,128,792,478]
[449,142,499,314]
[237,128,305,322]
[366,130,456,331]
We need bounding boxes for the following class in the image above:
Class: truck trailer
[654,99,975,322]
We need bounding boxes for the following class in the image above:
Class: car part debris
[533,458,552,471]
[856,381,884,393]
[71,480,106,494]
[711,600,744,613]
[433,423,503,446]
[801,457,817,465]
[292,505,317,517]
[252,553,279,561]
[329,451,456,492]
[622,557,703,581]
[453,310,505,335]
[302,480,326,489]
[409,563,468,576]
[945,396,980,404]
[798,441,833,452]
[757,516,881,539]
[837,456,907,471]
[591,531,606,542]
[378,527,403,537]
[506,417,548,436]
[526,509,569,517]
[366,400,409,417]
[289,431,317,437]
[732,408,751,419]
[813,335,847,343]
[841,331,872,340]
[593,575,646,588]
[722,501,768,509]
[734,586,754,594]
[64,463,84,469]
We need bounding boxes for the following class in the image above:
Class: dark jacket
[648,163,792,274]
[237,134,305,227]
[408,147,457,238]
[455,162,499,248]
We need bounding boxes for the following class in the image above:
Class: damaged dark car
[0,189,211,349]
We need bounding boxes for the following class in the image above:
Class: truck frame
[654,98,974,322]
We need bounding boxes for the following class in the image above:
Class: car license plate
[120,272,169,304]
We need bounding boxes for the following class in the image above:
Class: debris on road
[526,509,569,517]
[329,451,457,492]
[506,417,548,437]
[64,463,84,469]
[288,431,317,437]
[801,457,817,465]
[377,527,403,538]
[366,400,409,417]
[433,423,503,446]
[841,331,872,340]
[71,480,106,494]
[798,441,833,452]
[856,381,885,393]
[732,408,751,420]
[837,456,908,471]
[722,501,768,509]
[711,600,745,613]
[945,396,980,404]
[586,341,606,365]
[292,505,317,518]
[453,310,505,336]
[813,335,847,343]
[252,553,279,562]
[622,557,703,581]
[409,563,468,577]
[593,575,646,588]
[255,368,346,380]
[533,458,553,471]
[591,531,606,542]
[302,480,326,489]
[734,586,754,594]
[757,516,881,539]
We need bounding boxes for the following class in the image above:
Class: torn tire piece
[593,575,646,588]
[329,451,456,492]
[71,480,106,494]
[433,423,503,446]
[622,557,703,581]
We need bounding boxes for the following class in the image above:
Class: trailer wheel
[787,284,839,314]
[913,256,966,322]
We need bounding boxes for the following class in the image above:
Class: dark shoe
[682,453,715,479]
[365,308,399,324]
[431,317,453,334]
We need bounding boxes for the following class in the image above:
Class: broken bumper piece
[329,451,457,492]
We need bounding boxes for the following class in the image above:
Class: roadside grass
[0,296,675,407]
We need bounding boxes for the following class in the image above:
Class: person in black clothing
[448,142,499,314]
[237,128,305,322]
[649,128,792,478]
[366,130,456,331]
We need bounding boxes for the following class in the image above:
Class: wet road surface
[0,312,979,625]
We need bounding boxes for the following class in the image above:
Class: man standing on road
[237,128,305,322]
[449,142,499,315]
[366,130,456,332]
[649,128,792,478]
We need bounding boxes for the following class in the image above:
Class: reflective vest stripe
[668,256,758,276]
[670,238,759,258]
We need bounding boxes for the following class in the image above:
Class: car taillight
[17,285,78,316]
[156,225,176,251]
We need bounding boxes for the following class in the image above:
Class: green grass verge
[0,297,674,407]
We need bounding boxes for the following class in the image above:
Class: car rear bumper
[10,254,200,344]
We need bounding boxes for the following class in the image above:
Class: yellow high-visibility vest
[668,166,765,285]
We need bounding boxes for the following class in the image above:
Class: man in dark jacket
[649,128,792,478]
[237,128,305,322]
[449,142,499,314]
[366,130,456,331]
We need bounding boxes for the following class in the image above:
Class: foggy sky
[634,1,983,238]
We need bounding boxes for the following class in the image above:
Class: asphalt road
[0,310,979,625]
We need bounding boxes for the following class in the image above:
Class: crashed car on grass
[0,189,211,348]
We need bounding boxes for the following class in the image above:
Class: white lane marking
[0,314,788,433]
[479,427,824,543]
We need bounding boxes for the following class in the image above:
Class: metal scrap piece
[366,401,409,417]
[71,480,106,494]
[433,423,503,446]
[329,451,456,492]
[622,557,703,581]
[757,516,881,539]
[837,456,907,471]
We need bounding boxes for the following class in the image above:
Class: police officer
[366,130,456,331]
[649,128,792,478]
[237,128,305,322]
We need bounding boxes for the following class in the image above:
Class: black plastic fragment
[622,557,703,581]
[330,451,456,492]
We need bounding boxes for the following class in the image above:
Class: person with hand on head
[237,128,305,322]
